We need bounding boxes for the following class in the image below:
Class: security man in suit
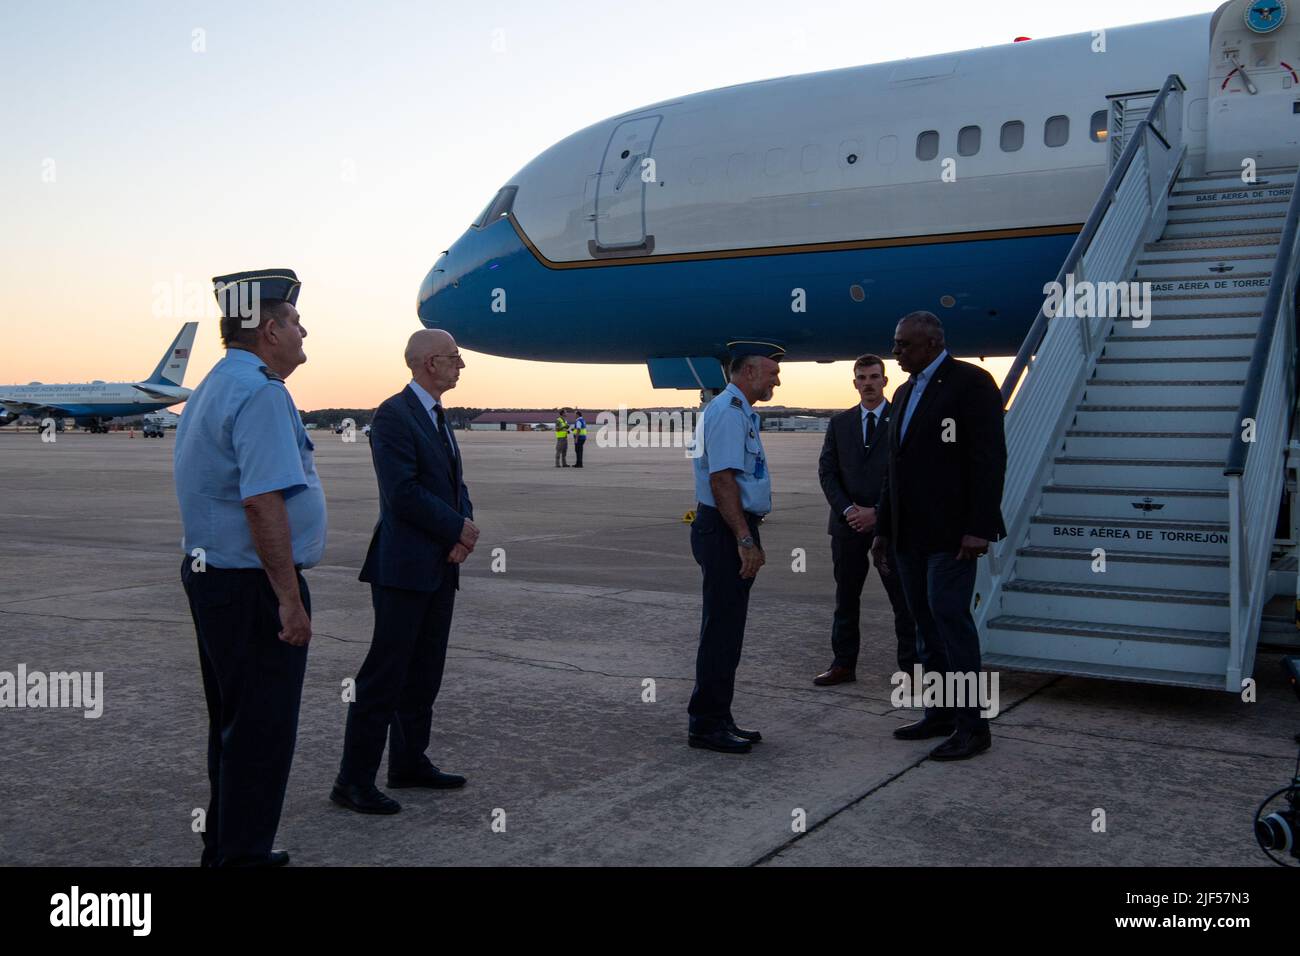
[572,410,588,467]
[872,311,1006,761]
[175,268,325,866]
[813,353,917,686]
[687,341,782,754]
[555,409,570,467]
[331,328,476,814]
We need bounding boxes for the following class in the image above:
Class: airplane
[0,323,198,432]
[416,3,1296,390]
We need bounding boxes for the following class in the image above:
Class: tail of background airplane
[143,322,199,386]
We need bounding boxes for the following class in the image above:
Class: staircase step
[1101,333,1254,359]
[981,649,1227,691]
[1145,231,1283,250]
[1061,429,1230,459]
[1138,245,1279,265]
[1164,210,1288,234]
[1164,222,1284,240]
[1040,484,1227,521]
[1108,312,1262,336]
[1015,545,1229,590]
[1164,202,1284,223]
[1050,456,1226,491]
[1136,258,1276,278]
[1170,182,1292,199]
[1092,356,1248,381]
[1073,404,1238,431]
[1082,377,1244,405]
[1146,295,1267,318]
[1166,197,1291,215]
[1174,168,1296,186]
[1029,512,1230,554]
[1002,578,1229,630]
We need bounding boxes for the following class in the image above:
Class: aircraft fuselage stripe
[507,216,1085,270]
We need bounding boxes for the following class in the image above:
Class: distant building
[764,415,829,432]
[469,411,567,431]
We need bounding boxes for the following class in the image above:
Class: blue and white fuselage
[0,323,198,429]
[418,13,1221,384]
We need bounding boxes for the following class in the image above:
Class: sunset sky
[0,0,1208,411]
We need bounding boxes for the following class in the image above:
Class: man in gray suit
[813,353,917,686]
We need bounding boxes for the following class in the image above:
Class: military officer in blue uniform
[174,268,326,866]
[687,341,783,754]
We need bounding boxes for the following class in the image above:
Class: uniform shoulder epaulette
[258,365,284,383]
[729,396,743,409]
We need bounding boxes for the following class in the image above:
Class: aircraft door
[590,115,661,256]
[1206,0,1300,172]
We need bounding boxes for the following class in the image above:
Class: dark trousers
[180,558,309,868]
[891,549,987,734]
[687,504,760,733]
[574,438,585,466]
[830,533,918,673]
[338,578,456,785]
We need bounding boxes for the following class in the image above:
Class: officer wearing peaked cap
[686,340,783,754]
[174,268,326,867]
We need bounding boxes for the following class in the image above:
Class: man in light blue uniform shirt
[686,341,782,754]
[174,267,325,867]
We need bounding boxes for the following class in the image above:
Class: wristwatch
[738,535,755,549]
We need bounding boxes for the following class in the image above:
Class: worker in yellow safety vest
[554,409,570,467]
[572,410,588,468]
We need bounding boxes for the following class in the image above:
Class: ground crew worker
[174,267,326,867]
[572,410,587,467]
[555,408,570,467]
[686,341,783,754]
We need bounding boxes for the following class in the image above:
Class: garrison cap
[212,268,301,319]
[726,340,785,361]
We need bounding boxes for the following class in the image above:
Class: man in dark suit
[331,328,477,814]
[813,354,917,686]
[871,312,1006,761]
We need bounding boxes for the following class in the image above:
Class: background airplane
[0,322,198,432]
[417,7,1289,390]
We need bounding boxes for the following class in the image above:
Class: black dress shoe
[268,850,290,867]
[387,767,467,790]
[929,729,992,761]
[330,782,401,814]
[892,716,957,740]
[813,665,856,686]
[688,729,752,753]
[726,723,762,743]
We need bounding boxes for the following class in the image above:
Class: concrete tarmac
[0,429,1295,866]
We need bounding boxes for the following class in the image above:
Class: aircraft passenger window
[916,130,939,161]
[1044,115,1069,148]
[1000,121,1024,152]
[958,125,981,156]
[473,186,518,228]
[1089,110,1108,142]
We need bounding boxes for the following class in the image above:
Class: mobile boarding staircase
[974,74,1300,692]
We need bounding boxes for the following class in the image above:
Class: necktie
[434,404,455,459]
[864,410,876,448]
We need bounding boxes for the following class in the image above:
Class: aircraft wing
[0,400,62,417]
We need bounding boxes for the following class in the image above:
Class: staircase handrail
[1223,164,1300,690]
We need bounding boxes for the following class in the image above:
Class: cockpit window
[472,186,518,228]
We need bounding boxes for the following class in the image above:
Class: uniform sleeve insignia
[258,365,284,382]
[729,396,743,409]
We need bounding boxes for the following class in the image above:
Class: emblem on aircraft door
[1245,0,1286,34]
